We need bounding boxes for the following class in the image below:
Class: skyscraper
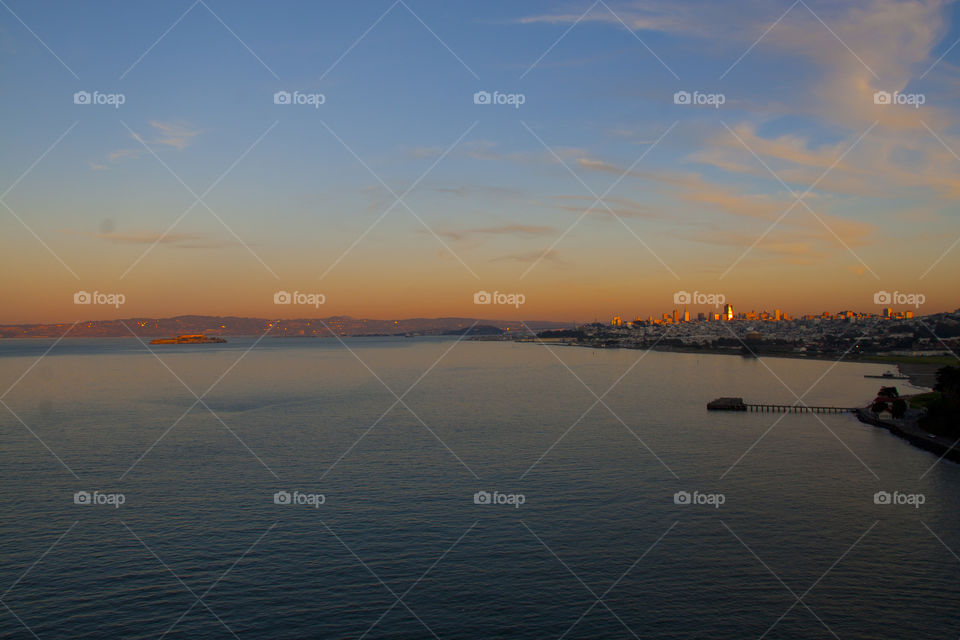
[723,303,734,321]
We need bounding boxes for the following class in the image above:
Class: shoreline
[855,407,960,464]
[523,340,942,389]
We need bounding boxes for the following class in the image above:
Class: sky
[1,0,959,324]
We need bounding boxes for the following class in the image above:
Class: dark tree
[891,398,907,419]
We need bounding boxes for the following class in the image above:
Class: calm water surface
[0,337,957,639]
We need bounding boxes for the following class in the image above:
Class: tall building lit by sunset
[723,303,734,321]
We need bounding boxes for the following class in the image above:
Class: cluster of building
[611,304,915,328]
[570,306,960,357]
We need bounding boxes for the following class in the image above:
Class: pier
[707,397,855,414]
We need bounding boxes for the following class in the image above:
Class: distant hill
[442,325,505,336]
[0,315,573,339]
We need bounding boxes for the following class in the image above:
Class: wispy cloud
[491,248,566,264]
[58,229,239,249]
[149,121,202,151]
[101,121,203,167]
[435,224,556,242]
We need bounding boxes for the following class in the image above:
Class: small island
[149,334,227,345]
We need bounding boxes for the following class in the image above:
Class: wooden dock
[707,397,855,414]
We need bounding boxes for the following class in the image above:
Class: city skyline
[2,1,959,324]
